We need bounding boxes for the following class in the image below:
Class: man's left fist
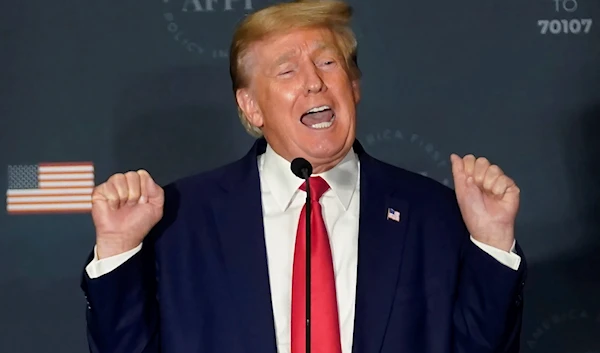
[450,154,520,252]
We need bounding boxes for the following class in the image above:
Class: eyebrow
[272,42,338,66]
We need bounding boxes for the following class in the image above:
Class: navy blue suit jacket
[81,138,527,353]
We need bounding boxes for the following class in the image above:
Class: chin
[303,140,349,161]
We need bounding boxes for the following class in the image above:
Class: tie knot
[299,176,330,201]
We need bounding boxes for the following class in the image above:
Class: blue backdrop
[1,0,599,351]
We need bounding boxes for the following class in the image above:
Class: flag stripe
[39,166,94,173]
[38,173,94,180]
[8,209,91,215]
[38,162,93,167]
[7,203,92,211]
[40,171,93,175]
[7,196,92,203]
[39,181,95,188]
[7,188,94,195]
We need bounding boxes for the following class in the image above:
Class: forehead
[253,27,340,61]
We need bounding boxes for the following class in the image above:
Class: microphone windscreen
[291,158,312,179]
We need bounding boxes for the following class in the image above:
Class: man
[81,1,526,352]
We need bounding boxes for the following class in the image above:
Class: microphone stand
[302,169,311,353]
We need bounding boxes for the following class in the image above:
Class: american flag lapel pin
[386,207,400,222]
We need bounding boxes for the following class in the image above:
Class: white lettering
[205,0,219,11]
[174,31,185,40]
[582,18,593,33]
[563,0,578,12]
[188,43,204,54]
[224,0,253,10]
[212,49,229,58]
[538,19,549,34]
[167,22,179,33]
[182,0,204,12]
[553,0,578,12]
[182,0,252,11]
[425,143,434,154]
[538,18,593,34]
[549,19,561,34]
[569,18,581,33]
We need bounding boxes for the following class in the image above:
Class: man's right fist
[91,169,164,259]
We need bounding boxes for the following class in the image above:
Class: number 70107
[538,19,593,34]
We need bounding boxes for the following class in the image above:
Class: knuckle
[109,173,125,182]
[489,165,502,175]
[109,174,127,188]
[476,157,489,164]
[125,171,141,184]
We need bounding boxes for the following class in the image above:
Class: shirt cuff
[85,243,143,279]
[470,236,521,271]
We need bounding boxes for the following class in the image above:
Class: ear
[351,79,361,104]
[236,88,264,129]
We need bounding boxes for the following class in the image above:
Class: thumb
[138,170,162,203]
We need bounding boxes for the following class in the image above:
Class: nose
[303,64,325,94]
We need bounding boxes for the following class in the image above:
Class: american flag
[386,207,400,222]
[6,162,94,214]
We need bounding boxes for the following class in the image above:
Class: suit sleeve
[81,242,160,353]
[447,191,527,353]
[85,243,143,279]
[80,184,181,353]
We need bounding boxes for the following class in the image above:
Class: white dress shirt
[86,144,521,353]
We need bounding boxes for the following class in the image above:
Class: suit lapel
[211,139,277,353]
[209,138,410,353]
[352,147,410,353]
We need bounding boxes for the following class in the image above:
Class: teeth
[306,105,331,114]
[310,116,335,129]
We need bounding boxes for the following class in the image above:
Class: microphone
[291,157,312,179]
[290,157,312,353]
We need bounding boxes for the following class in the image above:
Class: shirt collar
[259,143,359,212]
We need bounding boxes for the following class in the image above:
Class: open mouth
[300,105,335,129]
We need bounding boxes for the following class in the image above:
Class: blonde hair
[229,0,361,137]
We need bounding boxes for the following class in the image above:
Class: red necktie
[291,176,342,353]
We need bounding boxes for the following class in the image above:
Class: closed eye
[320,60,336,67]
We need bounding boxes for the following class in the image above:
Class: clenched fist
[91,170,164,259]
[450,154,520,252]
